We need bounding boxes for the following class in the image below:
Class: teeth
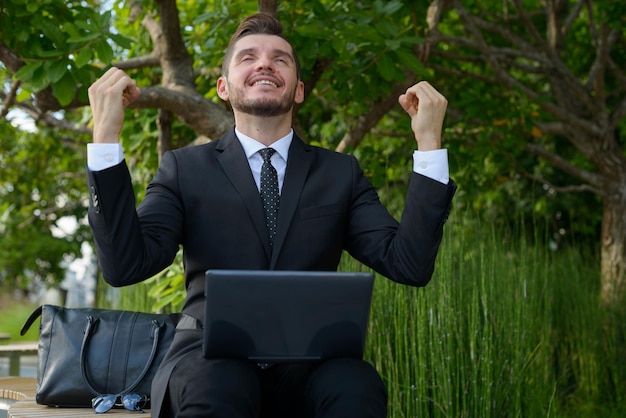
[253,80,277,87]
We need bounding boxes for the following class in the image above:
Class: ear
[217,77,229,101]
[294,80,305,104]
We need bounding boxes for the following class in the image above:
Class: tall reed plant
[361,212,625,417]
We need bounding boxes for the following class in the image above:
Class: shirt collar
[235,128,293,161]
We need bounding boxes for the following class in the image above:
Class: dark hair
[221,13,301,79]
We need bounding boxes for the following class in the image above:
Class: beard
[226,81,297,117]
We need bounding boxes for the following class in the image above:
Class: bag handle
[80,315,165,397]
[20,305,43,336]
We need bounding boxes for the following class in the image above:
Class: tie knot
[259,148,276,163]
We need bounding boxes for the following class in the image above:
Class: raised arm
[88,67,141,144]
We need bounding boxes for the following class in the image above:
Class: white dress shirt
[87,130,450,187]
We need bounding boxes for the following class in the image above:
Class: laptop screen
[203,270,374,362]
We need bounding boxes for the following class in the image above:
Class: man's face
[217,34,304,117]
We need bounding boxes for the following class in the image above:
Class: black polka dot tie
[259,148,279,246]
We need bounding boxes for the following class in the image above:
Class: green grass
[0,294,39,341]
[361,213,626,417]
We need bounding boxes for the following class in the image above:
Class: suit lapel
[270,135,313,267]
[216,131,272,259]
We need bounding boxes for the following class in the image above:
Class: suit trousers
[165,349,388,418]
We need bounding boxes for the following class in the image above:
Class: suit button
[92,193,100,213]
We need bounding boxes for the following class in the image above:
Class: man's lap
[165,350,387,418]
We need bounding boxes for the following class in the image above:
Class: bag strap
[80,315,165,396]
[20,305,43,336]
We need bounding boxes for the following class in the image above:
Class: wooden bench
[0,343,37,377]
[0,377,151,417]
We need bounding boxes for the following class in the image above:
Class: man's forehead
[232,34,294,56]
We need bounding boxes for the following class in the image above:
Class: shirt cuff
[87,143,125,171]
[413,149,450,184]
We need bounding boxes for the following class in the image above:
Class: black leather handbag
[20,304,176,408]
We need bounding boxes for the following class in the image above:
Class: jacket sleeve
[346,169,456,287]
[86,156,182,287]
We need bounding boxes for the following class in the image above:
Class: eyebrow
[234,48,295,64]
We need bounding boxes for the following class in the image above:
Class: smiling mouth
[252,79,278,88]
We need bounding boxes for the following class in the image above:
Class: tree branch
[0,39,23,73]
[335,77,415,153]
[332,0,451,153]
[0,40,81,113]
[452,2,603,139]
[146,0,196,92]
[463,4,592,110]
[136,86,234,139]
[510,0,552,52]
[521,170,604,196]
[157,108,173,162]
[562,0,585,37]
[610,94,626,132]
[524,141,604,188]
[586,26,620,122]
[114,53,161,70]
[258,0,278,17]
[0,79,21,118]
[0,90,92,136]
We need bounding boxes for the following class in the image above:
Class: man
[87,13,456,418]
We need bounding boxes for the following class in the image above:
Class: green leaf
[40,18,66,48]
[331,37,345,54]
[47,59,68,83]
[192,12,215,25]
[376,53,397,81]
[67,32,100,43]
[385,39,402,51]
[75,20,96,32]
[64,22,81,39]
[94,38,114,65]
[346,25,384,44]
[51,71,76,106]
[30,63,49,91]
[14,62,43,83]
[110,33,133,49]
[37,49,65,58]
[395,49,426,75]
[17,89,32,102]
[376,21,400,38]
[74,47,92,68]
[295,23,329,39]
[15,28,30,43]
[378,0,404,16]
[97,10,112,29]
[351,75,368,102]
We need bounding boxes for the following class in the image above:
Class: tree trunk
[258,0,278,18]
[601,188,626,307]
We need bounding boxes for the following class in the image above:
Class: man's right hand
[88,67,141,144]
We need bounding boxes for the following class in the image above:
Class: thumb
[122,85,141,108]
[398,94,417,118]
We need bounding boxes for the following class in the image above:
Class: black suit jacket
[87,129,456,415]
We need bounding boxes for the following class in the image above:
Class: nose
[255,55,274,71]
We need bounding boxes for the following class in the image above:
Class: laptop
[203,270,374,363]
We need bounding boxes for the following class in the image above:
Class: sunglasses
[92,393,149,414]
